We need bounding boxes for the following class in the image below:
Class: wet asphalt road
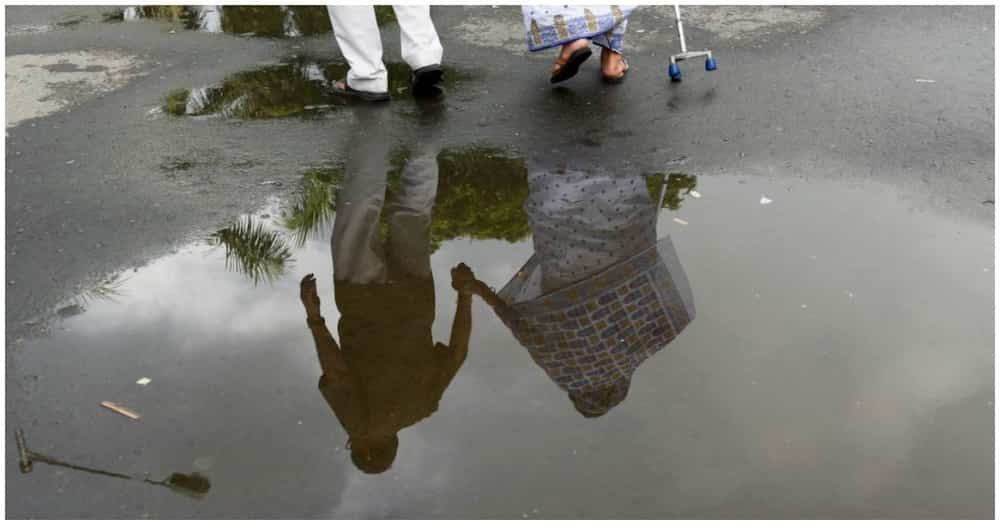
[5,5,995,519]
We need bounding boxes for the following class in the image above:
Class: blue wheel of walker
[705,57,718,71]
[668,63,682,81]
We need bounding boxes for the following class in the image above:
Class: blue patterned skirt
[522,5,636,53]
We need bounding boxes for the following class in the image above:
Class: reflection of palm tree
[283,168,344,247]
[77,274,130,305]
[212,217,294,285]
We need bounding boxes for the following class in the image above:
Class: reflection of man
[298,112,472,474]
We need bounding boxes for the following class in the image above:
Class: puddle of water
[162,58,474,119]
[117,5,396,37]
[8,139,992,518]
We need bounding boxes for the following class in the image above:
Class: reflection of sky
[9,176,993,518]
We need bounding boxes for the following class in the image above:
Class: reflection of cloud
[327,430,450,519]
[837,346,991,502]
[70,235,340,345]
[431,238,531,289]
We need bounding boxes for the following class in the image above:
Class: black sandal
[550,46,593,84]
[411,64,444,96]
[331,79,390,102]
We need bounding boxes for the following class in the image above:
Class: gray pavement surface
[5,5,994,519]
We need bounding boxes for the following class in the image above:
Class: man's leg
[385,144,439,279]
[331,107,392,283]
[327,6,389,93]
[392,5,443,70]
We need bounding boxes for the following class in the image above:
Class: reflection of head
[568,380,631,418]
[349,434,399,474]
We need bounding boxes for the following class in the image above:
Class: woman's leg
[599,47,628,78]
[593,19,629,78]
[550,38,592,79]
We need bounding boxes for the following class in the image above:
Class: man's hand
[300,273,322,318]
[451,263,478,294]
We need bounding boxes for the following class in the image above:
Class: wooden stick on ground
[100,401,141,420]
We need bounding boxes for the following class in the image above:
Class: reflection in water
[430,149,530,248]
[282,149,528,250]
[163,59,472,119]
[77,273,131,306]
[298,104,472,474]
[163,59,341,119]
[15,429,211,499]
[211,216,294,285]
[284,167,344,246]
[647,172,698,210]
[121,6,334,37]
[463,164,696,417]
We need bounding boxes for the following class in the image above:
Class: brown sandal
[551,47,593,84]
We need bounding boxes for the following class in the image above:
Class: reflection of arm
[309,316,367,436]
[470,280,506,310]
[307,316,349,378]
[446,263,516,359]
[446,291,473,370]
[300,274,366,434]
[301,274,349,377]
[467,279,537,350]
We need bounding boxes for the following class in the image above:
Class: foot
[411,64,444,97]
[600,49,629,82]
[550,39,592,84]
[331,79,390,102]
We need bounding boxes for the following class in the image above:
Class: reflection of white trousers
[327,5,443,93]
[332,137,439,284]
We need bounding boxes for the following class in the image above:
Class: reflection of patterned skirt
[522,5,635,53]
[495,238,695,393]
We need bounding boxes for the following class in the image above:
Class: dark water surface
[9,145,992,518]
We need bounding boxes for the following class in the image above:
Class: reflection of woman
[522,5,635,84]
[457,164,695,417]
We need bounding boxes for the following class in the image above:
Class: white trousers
[327,5,443,93]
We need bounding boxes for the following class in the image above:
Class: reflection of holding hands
[450,263,505,308]
[450,263,479,295]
